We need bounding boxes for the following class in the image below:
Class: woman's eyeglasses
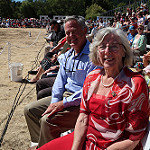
[97,43,123,53]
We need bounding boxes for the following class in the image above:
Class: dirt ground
[0,28,48,150]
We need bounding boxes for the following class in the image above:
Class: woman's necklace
[101,74,118,88]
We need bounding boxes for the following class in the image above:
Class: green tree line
[0,0,141,20]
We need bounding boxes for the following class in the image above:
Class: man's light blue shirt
[51,40,99,108]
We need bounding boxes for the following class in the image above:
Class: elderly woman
[37,27,149,150]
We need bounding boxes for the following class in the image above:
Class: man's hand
[42,101,64,117]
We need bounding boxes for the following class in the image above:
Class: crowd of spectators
[0,17,50,28]
[1,3,150,30]
[86,3,150,38]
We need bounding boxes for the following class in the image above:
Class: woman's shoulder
[87,68,102,76]
[85,68,102,82]
[124,67,146,82]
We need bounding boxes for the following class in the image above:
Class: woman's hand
[107,139,140,150]
[44,65,59,74]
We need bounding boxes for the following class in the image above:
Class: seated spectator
[35,40,71,100]
[44,20,65,55]
[122,16,130,32]
[24,15,99,150]
[144,15,150,45]
[131,24,147,63]
[28,37,70,83]
[112,17,117,28]
[97,18,106,29]
[86,24,99,42]
[143,51,150,67]
[37,27,149,150]
[143,64,150,91]
[115,17,122,29]
[127,25,138,46]
[126,7,132,16]
[137,11,145,25]
[129,17,138,29]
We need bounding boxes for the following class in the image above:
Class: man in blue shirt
[127,25,138,46]
[24,16,98,150]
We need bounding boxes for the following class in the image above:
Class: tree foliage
[0,0,13,18]
[19,1,37,18]
[85,3,106,20]
[0,0,136,19]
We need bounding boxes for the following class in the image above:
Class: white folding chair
[141,122,150,150]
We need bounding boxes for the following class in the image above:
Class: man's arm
[50,52,68,104]
[63,63,101,108]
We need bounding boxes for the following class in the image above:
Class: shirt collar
[75,40,90,58]
[81,40,90,55]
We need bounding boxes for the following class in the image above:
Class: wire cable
[0,40,46,147]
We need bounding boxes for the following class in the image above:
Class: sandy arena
[0,28,47,150]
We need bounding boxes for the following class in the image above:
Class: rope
[0,31,46,147]
[0,42,8,55]
[0,70,38,147]
[10,30,42,49]
[30,41,46,70]
[0,75,28,147]
[7,42,11,78]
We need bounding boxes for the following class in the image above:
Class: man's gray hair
[64,15,87,29]
[89,27,133,67]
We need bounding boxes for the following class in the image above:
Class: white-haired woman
[37,27,149,150]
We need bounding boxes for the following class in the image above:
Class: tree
[19,1,37,18]
[85,3,105,20]
[10,2,22,18]
[33,0,47,17]
[0,0,13,18]
[46,0,86,16]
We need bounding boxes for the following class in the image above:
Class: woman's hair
[89,27,133,67]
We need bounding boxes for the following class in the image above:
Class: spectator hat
[129,25,136,30]
[134,62,144,69]
[143,65,150,73]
